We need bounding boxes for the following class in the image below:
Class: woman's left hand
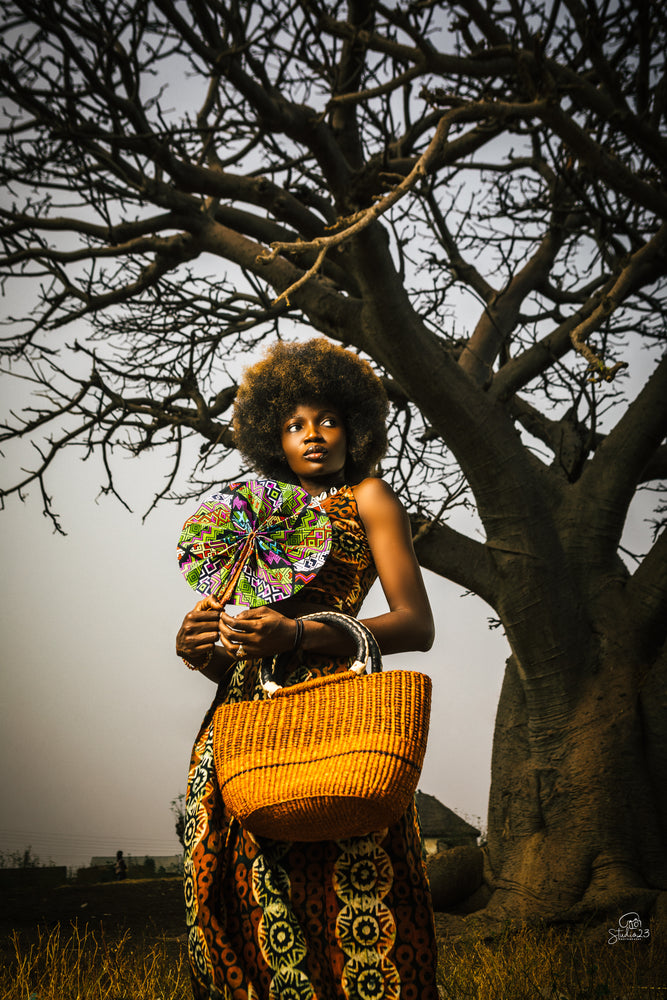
[218,606,297,660]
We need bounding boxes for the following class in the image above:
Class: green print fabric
[177,479,332,607]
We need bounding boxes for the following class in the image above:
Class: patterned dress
[184,486,439,1000]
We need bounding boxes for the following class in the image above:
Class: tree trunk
[330,227,667,923]
[486,592,667,919]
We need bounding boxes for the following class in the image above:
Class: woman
[176,338,439,999]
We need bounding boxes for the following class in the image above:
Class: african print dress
[184,486,439,1000]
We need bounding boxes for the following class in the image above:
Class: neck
[297,474,345,497]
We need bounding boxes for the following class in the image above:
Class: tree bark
[487,632,667,919]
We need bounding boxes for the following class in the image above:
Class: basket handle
[259,611,382,695]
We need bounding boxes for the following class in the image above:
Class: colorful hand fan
[177,479,332,607]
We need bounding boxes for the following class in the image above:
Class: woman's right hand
[176,596,223,668]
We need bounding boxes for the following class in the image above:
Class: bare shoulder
[352,477,407,524]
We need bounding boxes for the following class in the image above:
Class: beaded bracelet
[182,645,215,672]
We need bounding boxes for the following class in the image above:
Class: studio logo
[608,911,651,945]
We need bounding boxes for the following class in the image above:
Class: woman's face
[280,401,347,490]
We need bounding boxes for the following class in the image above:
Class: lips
[304,446,327,459]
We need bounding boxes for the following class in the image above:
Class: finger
[198,595,224,612]
[188,628,220,644]
[188,610,221,624]
[233,607,268,622]
[219,621,253,648]
[185,642,216,658]
[177,635,217,659]
[221,636,248,660]
[219,611,251,633]
[219,626,252,651]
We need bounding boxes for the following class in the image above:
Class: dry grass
[1,918,665,999]
[0,923,191,1000]
[437,921,667,1000]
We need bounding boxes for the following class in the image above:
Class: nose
[303,423,323,441]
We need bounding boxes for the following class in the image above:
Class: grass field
[436,918,667,999]
[2,924,191,1000]
[1,878,665,999]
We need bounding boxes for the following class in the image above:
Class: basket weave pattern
[212,667,432,841]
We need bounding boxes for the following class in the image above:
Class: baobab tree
[1,0,666,920]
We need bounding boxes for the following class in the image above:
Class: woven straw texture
[212,667,432,841]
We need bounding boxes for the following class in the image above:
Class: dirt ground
[0,877,463,956]
[0,875,187,945]
[1,876,466,948]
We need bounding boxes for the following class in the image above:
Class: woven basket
[212,612,432,842]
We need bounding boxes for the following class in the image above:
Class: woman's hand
[176,595,223,667]
[218,606,298,661]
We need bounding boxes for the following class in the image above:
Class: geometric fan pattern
[177,479,332,607]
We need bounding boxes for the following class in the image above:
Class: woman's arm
[298,478,434,656]
[352,477,435,654]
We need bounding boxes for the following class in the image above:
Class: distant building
[415,790,480,854]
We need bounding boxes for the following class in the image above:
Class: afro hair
[232,339,388,484]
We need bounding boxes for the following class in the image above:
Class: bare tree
[171,794,186,851]
[1,0,665,920]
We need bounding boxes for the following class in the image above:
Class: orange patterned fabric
[183,486,439,999]
[294,487,377,615]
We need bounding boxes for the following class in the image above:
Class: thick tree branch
[489,306,599,402]
[578,352,667,561]
[459,222,568,385]
[196,217,362,339]
[627,528,667,653]
[411,517,498,610]
[508,394,598,485]
[328,0,374,170]
[640,445,667,485]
